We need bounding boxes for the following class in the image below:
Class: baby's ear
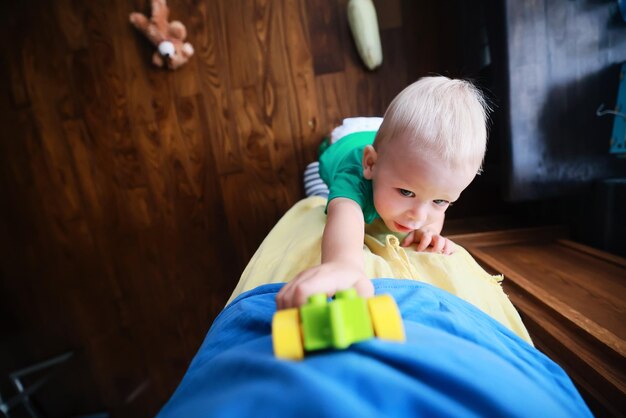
[362,145,377,179]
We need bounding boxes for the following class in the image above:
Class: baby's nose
[407,203,428,222]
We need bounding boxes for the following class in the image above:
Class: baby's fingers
[401,231,415,247]
[416,231,433,252]
[276,281,294,310]
[276,272,307,309]
[443,239,457,255]
[430,235,446,253]
[278,272,338,310]
[354,278,375,299]
[291,279,326,308]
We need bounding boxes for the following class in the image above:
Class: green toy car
[272,288,405,360]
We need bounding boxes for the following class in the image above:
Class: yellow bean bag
[228,196,532,344]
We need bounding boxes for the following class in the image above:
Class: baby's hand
[276,262,374,310]
[401,228,456,255]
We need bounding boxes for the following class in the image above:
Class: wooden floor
[0,0,481,415]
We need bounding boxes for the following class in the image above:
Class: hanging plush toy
[129,0,194,70]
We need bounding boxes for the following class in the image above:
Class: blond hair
[374,76,490,171]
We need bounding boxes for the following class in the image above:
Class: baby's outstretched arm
[276,198,375,309]
[400,214,456,255]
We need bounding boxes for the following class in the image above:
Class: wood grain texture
[451,227,626,417]
[306,0,345,75]
[0,0,478,416]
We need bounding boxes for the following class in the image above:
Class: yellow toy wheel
[272,308,304,360]
[368,295,405,342]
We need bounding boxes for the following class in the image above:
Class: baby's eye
[433,199,450,206]
[399,189,415,197]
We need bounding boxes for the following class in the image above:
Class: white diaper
[330,117,383,144]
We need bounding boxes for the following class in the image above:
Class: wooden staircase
[449,226,626,417]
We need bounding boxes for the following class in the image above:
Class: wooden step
[449,226,626,417]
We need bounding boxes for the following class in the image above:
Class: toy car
[272,288,405,360]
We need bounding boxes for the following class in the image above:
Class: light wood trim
[509,289,626,390]
[468,246,626,358]
[449,225,568,247]
[507,284,626,416]
[556,239,626,269]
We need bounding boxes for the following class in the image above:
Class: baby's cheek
[429,209,445,222]
[372,193,390,216]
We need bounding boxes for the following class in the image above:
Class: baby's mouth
[393,222,413,233]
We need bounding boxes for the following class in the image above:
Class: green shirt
[319,131,379,224]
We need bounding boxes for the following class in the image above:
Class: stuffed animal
[129,0,194,70]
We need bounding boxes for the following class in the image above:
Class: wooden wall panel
[268,0,320,169]
[315,72,354,134]
[306,0,345,75]
[0,0,466,416]
[496,0,626,200]
[280,0,319,164]
[223,0,265,88]
[190,0,242,175]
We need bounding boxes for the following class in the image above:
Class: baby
[277,76,490,309]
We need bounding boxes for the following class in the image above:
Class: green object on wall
[609,63,626,155]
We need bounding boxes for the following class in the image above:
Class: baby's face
[362,143,477,233]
